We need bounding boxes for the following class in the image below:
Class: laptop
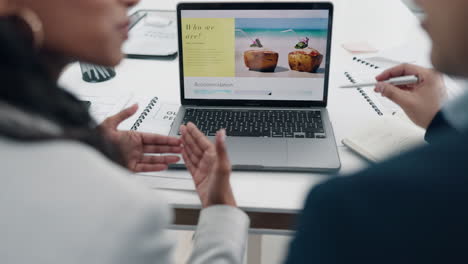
[169,2,341,172]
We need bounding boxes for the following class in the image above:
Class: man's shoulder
[303,130,468,223]
[294,132,468,261]
[320,130,468,195]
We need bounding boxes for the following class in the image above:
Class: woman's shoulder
[0,137,174,263]
[0,136,173,226]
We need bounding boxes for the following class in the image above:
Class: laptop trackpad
[226,138,287,168]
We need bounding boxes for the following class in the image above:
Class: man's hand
[180,123,236,208]
[375,64,447,129]
[99,104,182,172]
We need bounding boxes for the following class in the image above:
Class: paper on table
[342,41,379,53]
[79,94,133,124]
[124,12,178,56]
[376,45,427,66]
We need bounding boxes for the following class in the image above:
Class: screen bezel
[177,2,334,108]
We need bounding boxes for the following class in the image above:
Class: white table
[59,0,429,234]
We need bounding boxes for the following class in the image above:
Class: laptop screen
[179,6,332,104]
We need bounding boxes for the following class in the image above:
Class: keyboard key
[272,132,284,138]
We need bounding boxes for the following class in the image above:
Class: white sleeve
[0,139,250,264]
[113,204,249,264]
[188,206,250,264]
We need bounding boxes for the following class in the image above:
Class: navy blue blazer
[285,112,468,263]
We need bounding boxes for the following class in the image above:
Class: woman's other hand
[99,104,182,172]
[180,123,236,208]
[375,64,447,129]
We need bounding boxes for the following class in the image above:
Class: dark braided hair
[0,18,125,166]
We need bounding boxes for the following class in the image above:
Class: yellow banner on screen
[182,18,235,77]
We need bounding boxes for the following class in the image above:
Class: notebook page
[342,116,426,162]
[137,102,179,136]
[79,94,133,124]
[344,57,403,115]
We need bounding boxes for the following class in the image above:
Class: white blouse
[0,138,249,264]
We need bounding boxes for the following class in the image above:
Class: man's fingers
[105,104,139,128]
[143,145,183,154]
[376,82,411,108]
[140,155,181,165]
[375,63,422,81]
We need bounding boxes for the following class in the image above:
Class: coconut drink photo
[282,29,324,73]
[235,18,328,78]
[236,29,279,72]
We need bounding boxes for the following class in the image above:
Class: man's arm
[424,111,456,144]
[284,181,349,264]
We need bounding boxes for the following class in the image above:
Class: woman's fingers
[103,104,139,129]
[143,145,182,154]
[215,129,231,176]
[180,124,220,185]
[181,125,204,158]
[182,151,197,177]
[197,149,216,178]
[140,155,180,165]
[135,164,168,172]
[141,132,182,146]
[183,140,201,166]
[186,123,213,151]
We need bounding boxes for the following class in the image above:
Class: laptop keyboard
[179,109,326,139]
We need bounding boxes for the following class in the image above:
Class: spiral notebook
[341,54,428,162]
[129,97,159,131]
[121,96,179,135]
[343,56,405,116]
[79,94,178,135]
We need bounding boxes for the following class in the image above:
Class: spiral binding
[131,97,159,130]
[352,56,380,69]
[344,71,383,116]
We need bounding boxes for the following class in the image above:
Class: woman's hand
[375,64,447,129]
[180,123,236,208]
[99,104,183,172]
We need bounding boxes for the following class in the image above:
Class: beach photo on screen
[235,17,328,78]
